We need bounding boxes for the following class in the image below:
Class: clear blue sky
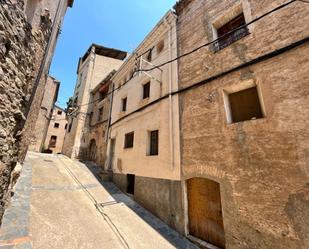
[50,0,176,109]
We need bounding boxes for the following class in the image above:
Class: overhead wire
[67,0,304,114]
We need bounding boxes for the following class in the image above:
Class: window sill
[227,117,266,125]
[139,98,150,107]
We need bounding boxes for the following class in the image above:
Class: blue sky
[50,0,176,109]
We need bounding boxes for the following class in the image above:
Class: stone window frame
[121,95,128,113]
[222,79,266,124]
[146,130,159,156]
[210,1,252,51]
[142,80,151,100]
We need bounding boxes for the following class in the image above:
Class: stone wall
[176,0,309,248]
[29,75,60,152]
[0,0,50,219]
[112,173,185,233]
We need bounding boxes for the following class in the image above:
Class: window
[149,130,159,156]
[49,136,57,148]
[89,112,93,125]
[99,91,106,101]
[146,48,153,62]
[98,107,104,122]
[122,97,127,112]
[143,82,150,99]
[214,13,249,51]
[57,110,62,115]
[124,132,134,149]
[227,86,263,123]
[157,40,165,54]
[65,124,68,130]
[54,123,60,128]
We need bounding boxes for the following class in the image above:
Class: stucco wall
[176,0,309,248]
[44,106,67,154]
[108,11,181,181]
[29,76,59,152]
[62,49,124,159]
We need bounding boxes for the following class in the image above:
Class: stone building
[29,75,60,152]
[0,0,73,220]
[174,0,309,248]
[62,44,127,159]
[106,10,183,232]
[80,71,115,168]
[43,105,67,154]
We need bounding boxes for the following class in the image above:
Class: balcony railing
[213,26,249,52]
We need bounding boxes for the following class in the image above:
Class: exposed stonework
[175,0,309,248]
[0,0,72,221]
[62,44,127,159]
[0,0,50,219]
[80,77,111,167]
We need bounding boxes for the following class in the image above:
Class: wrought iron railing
[213,27,249,51]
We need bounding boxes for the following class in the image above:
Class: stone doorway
[187,178,225,248]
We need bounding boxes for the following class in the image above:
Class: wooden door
[187,178,225,248]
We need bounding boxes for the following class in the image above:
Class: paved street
[0,152,197,249]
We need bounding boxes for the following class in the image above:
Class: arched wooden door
[89,139,97,162]
[187,178,226,248]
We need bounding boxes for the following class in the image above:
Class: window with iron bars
[213,13,249,51]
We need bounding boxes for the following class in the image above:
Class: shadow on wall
[81,161,196,249]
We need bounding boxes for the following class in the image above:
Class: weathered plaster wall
[18,0,70,163]
[44,106,67,154]
[0,0,50,219]
[80,85,111,167]
[29,76,59,152]
[112,173,185,233]
[108,11,181,181]
[176,0,309,248]
[63,49,125,159]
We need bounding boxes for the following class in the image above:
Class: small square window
[146,48,153,62]
[57,110,62,115]
[143,82,150,99]
[214,13,249,51]
[157,40,165,54]
[54,123,60,128]
[49,136,57,148]
[228,86,263,123]
[124,132,134,149]
[149,130,159,156]
[98,107,104,122]
[122,97,127,112]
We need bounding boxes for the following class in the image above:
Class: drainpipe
[164,16,175,169]
[106,83,115,172]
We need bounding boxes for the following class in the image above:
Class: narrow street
[0,152,197,249]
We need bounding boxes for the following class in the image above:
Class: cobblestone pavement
[0,152,198,249]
